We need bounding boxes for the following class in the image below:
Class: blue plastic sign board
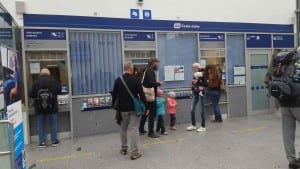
[143,10,152,20]
[273,34,294,48]
[24,14,294,33]
[123,31,155,41]
[24,29,66,40]
[246,34,272,48]
[199,33,225,42]
[0,28,13,39]
[130,9,140,19]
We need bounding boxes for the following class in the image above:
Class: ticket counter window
[26,51,69,114]
[124,50,156,79]
[200,50,226,81]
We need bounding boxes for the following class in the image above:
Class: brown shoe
[131,152,142,160]
[120,146,128,155]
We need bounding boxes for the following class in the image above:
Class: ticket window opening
[125,51,156,79]
[26,51,69,113]
[200,50,226,87]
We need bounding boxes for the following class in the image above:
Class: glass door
[247,50,272,114]
[0,121,13,169]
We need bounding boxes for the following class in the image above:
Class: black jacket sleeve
[112,78,119,105]
[145,69,161,88]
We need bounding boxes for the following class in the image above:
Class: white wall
[2,0,297,26]
[0,0,20,25]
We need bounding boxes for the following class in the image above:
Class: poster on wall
[0,45,25,169]
[164,65,185,81]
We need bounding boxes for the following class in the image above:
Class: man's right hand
[159,81,164,86]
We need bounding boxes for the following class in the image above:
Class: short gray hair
[124,62,133,71]
[40,68,51,76]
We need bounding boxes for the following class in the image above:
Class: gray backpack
[269,51,300,99]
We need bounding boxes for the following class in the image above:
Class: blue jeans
[209,90,222,121]
[190,95,205,127]
[37,113,58,144]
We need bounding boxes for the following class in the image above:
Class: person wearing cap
[139,58,163,138]
[186,63,207,132]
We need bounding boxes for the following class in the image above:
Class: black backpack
[37,88,54,112]
[269,51,300,99]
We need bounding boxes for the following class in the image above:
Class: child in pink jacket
[167,91,178,130]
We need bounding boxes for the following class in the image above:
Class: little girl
[156,88,168,135]
[167,91,178,130]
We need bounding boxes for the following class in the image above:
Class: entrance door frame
[246,49,273,115]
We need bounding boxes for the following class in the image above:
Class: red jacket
[166,97,178,114]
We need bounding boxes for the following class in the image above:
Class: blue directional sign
[273,34,294,48]
[143,10,152,20]
[199,33,225,42]
[24,29,66,40]
[123,31,155,41]
[130,9,140,19]
[246,34,272,48]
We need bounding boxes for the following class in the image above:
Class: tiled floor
[26,113,300,169]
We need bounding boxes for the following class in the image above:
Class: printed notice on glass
[174,66,184,81]
[234,66,245,75]
[164,65,184,81]
[30,62,40,74]
[234,76,246,85]
[164,66,175,81]
[199,59,206,68]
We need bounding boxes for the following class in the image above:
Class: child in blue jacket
[156,88,168,135]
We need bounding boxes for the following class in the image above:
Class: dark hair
[148,58,160,65]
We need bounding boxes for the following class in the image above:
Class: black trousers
[170,114,176,127]
[139,101,156,135]
[156,115,165,133]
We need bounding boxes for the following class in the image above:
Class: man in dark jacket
[29,68,61,148]
[280,97,300,169]
[112,62,147,160]
[139,58,163,138]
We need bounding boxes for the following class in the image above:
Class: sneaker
[51,140,60,147]
[289,160,300,169]
[139,130,148,135]
[170,126,177,130]
[39,142,47,148]
[131,152,142,160]
[161,131,168,135]
[186,125,197,131]
[197,127,206,132]
[148,133,160,138]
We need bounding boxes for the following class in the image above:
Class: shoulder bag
[120,76,146,116]
[141,68,155,102]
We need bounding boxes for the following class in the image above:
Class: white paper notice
[164,66,175,81]
[234,76,246,85]
[234,66,245,75]
[174,66,184,81]
[199,59,206,68]
[30,62,40,74]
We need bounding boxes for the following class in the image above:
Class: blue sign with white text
[24,14,294,33]
[143,10,152,20]
[199,33,225,42]
[273,34,294,48]
[0,28,13,39]
[123,31,155,41]
[246,34,272,48]
[130,9,140,19]
[24,29,66,40]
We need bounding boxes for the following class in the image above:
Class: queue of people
[111,59,223,160]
